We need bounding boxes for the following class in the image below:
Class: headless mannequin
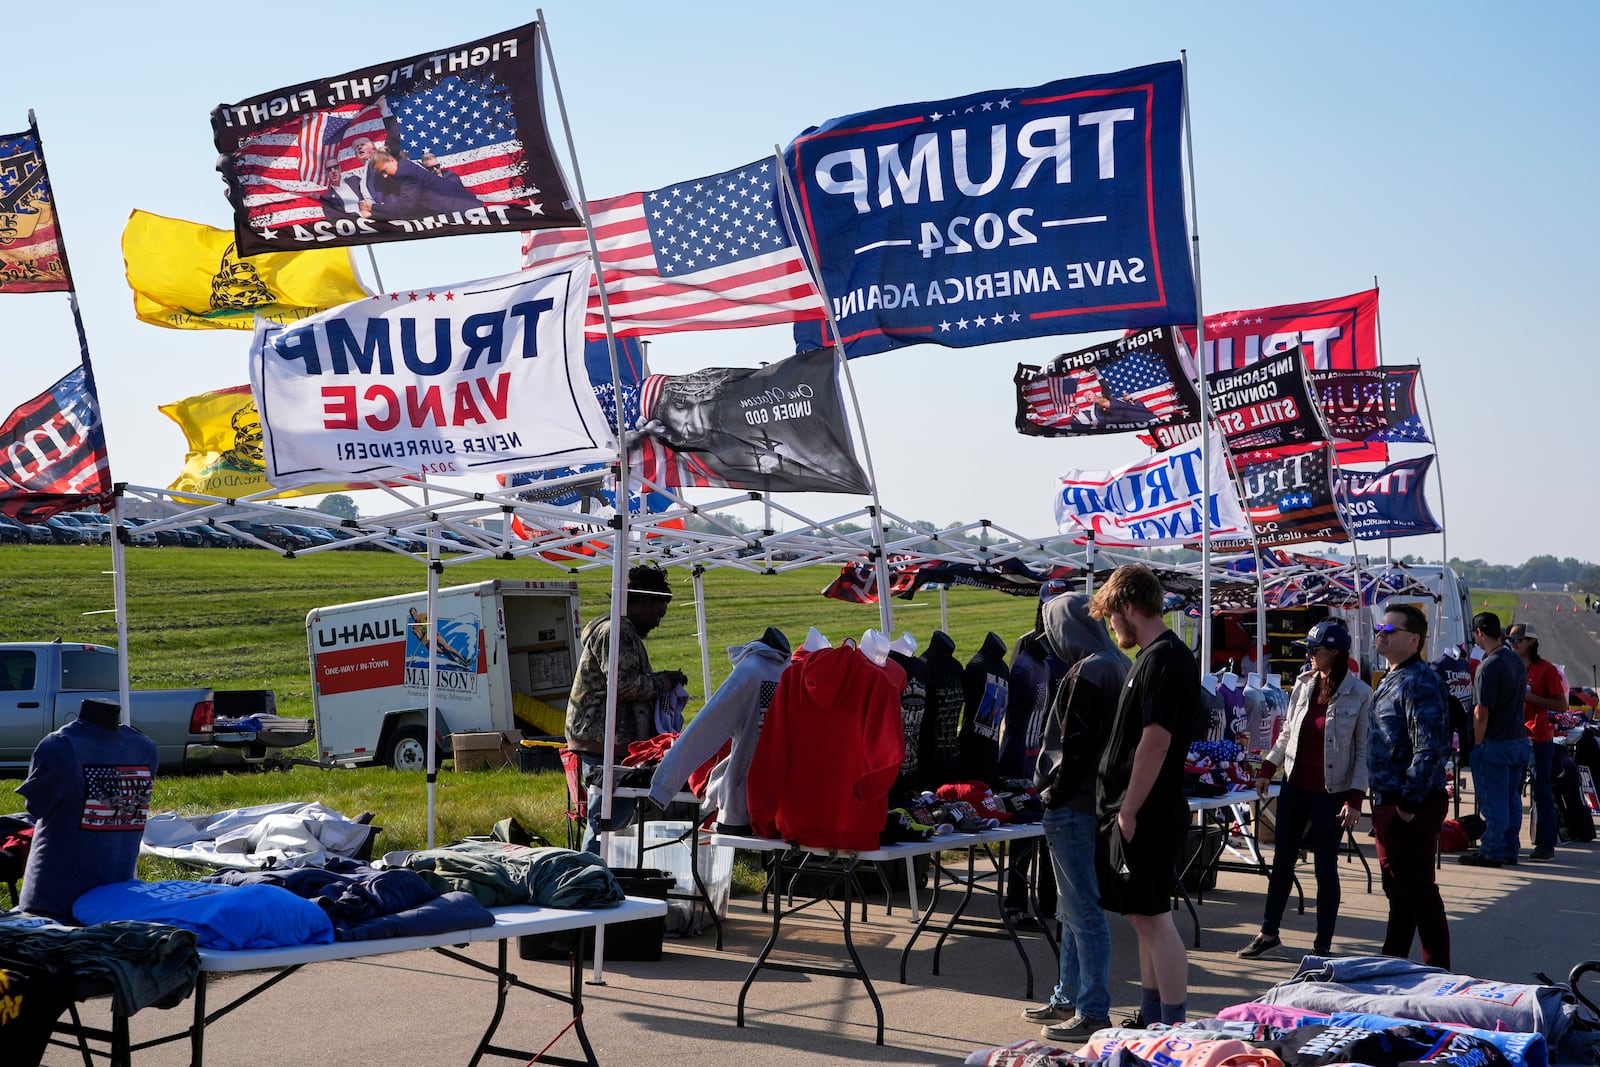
[78,699,122,729]
[858,629,891,666]
[1201,674,1220,696]
[803,627,832,652]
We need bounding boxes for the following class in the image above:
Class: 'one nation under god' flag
[1015,325,1199,437]
[0,365,113,520]
[249,260,614,485]
[0,126,70,293]
[1053,432,1248,547]
[214,22,578,256]
[787,62,1195,357]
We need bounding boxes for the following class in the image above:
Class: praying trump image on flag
[123,211,371,330]
[213,22,578,255]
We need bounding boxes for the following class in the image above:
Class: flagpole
[1373,275,1396,569]
[31,110,127,703]
[540,11,633,984]
[772,144,894,634]
[1181,51,1212,673]
[364,247,385,294]
[1413,364,1451,586]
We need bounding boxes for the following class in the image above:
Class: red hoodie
[747,645,906,851]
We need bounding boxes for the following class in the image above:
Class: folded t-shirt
[75,880,334,950]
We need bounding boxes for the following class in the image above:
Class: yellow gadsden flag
[161,385,365,500]
[123,210,370,330]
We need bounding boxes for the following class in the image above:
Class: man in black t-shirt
[1090,563,1197,1027]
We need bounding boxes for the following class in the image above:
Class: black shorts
[1096,811,1184,916]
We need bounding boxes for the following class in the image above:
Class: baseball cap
[1293,618,1351,654]
[1506,622,1537,640]
[1038,578,1070,604]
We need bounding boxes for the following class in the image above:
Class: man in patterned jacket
[1368,602,1453,969]
[565,564,686,852]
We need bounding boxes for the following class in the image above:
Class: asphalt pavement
[50,783,1600,1067]
[1496,588,1600,692]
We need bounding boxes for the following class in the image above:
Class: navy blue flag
[0,364,114,521]
[1211,445,1348,551]
[787,62,1195,357]
[1311,366,1431,443]
[1337,455,1440,539]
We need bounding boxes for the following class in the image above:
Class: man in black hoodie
[960,631,1010,784]
[1024,593,1129,1040]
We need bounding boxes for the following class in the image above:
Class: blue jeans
[1470,737,1531,862]
[1530,740,1557,853]
[1041,806,1111,1017]
[1261,783,1345,950]
[579,753,637,856]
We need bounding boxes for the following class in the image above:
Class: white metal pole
[1181,50,1212,673]
[939,586,949,634]
[1413,365,1449,572]
[772,145,894,634]
[693,565,713,699]
[425,556,439,848]
[1085,532,1096,597]
[110,492,132,725]
[540,12,632,983]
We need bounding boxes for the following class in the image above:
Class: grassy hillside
[0,544,1040,716]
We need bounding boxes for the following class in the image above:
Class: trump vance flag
[522,158,825,337]
[249,261,613,485]
[788,62,1195,358]
[124,210,371,330]
[1016,325,1199,437]
[1053,432,1249,547]
[214,22,577,255]
[0,125,69,293]
[0,365,113,520]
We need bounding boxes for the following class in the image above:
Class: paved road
[1492,588,1600,690]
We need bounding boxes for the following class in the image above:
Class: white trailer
[308,579,581,770]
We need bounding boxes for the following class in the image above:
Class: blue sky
[5,1,1596,565]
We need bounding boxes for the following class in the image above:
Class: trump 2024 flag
[788,62,1194,357]
[1053,432,1248,547]
[214,22,577,255]
[249,260,614,485]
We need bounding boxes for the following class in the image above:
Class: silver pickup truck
[0,642,273,773]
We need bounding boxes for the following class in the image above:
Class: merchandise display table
[711,823,1048,1045]
[53,896,667,1067]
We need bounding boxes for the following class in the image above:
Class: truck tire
[384,726,429,772]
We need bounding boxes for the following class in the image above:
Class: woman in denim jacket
[1238,619,1371,959]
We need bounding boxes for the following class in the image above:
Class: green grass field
[0,544,1042,881]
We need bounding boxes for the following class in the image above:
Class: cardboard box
[450,730,522,771]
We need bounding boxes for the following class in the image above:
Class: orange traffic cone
[1484,599,1490,607]
[1524,603,1530,609]
[1556,605,1563,612]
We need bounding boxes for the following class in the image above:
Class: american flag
[80,763,154,831]
[389,74,536,205]
[1020,371,1097,427]
[521,158,825,338]
[234,102,390,228]
[1099,349,1183,420]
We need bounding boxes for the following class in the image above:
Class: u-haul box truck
[308,580,581,770]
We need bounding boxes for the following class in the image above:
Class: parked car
[119,517,161,547]
[0,514,26,544]
[228,521,312,550]
[66,511,113,545]
[179,523,239,548]
[43,515,91,545]
[1,515,54,544]
[280,524,340,547]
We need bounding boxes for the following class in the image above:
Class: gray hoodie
[1033,594,1130,811]
[649,638,790,830]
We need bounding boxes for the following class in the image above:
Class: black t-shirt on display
[1096,629,1198,822]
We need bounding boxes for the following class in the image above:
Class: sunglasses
[1373,623,1416,635]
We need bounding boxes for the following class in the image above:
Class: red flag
[0,365,113,520]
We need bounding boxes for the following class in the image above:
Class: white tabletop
[1188,785,1278,812]
[711,821,1044,862]
[196,895,667,972]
